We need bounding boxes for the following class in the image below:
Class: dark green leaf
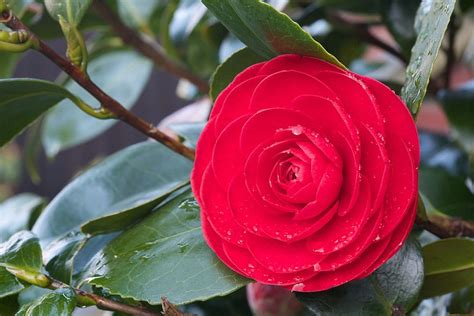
[169,122,205,148]
[401,0,456,115]
[438,80,474,152]
[44,231,87,284]
[33,141,192,242]
[0,193,46,243]
[318,0,382,13]
[420,238,474,298]
[210,47,266,100]
[0,79,70,147]
[41,51,153,157]
[6,0,33,16]
[299,237,423,315]
[202,0,344,68]
[0,231,42,273]
[448,286,474,314]
[84,189,250,305]
[0,267,24,298]
[44,0,92,26]
[16,287,76,316]
[419,167,474,220]
[381,0,420,57]
[0,294,20,315]
[169,0,207,45]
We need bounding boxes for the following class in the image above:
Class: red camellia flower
[191,54,419,292]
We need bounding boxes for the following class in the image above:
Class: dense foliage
[0,0,473,315]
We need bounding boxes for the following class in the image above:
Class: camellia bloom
[191,54,419,292]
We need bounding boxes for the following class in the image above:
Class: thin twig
[92,0,210,94]
[329,12,408,65]
[1,10,195,160]
[49,278,160,316]
[416,215,474,239]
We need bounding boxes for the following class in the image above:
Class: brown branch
[47,278,160,316]
[329,12,408,65]
[1,10,195,160]
[92,0,210,95]
[416,215,474,239]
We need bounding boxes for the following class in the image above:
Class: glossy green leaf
[438,80,474,152]
[0,193,46,243]
[33,141,192,242]
[401,0,455,115]
[420,238,474,298]
[84,189,250,305]
[381,0,420,57]
[0,79,70,147]
[448,286,474,314]
[0,231,42,273]
[419,168,474,220]
[210,47,266,100]
[202,0,344,68]
[41,51,153,157]
[299,237,423,315]
[169,122,205,148]
[0,267,24,298]
[117,0,162,32]
[16,287,76,316]
[44,0,92,26]
[44,231,87,284]
[6,0,33,16]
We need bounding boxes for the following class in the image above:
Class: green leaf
[0,53,19,78]
[169,0,207,45]
[44,231,87,284]
[84,189,250,305]
[401,0,456,115]
[6,0,33,16]
[169,122,205,148]
[420,238,474,299]
[419,167,474,220]
[202,0,345,68]
[210,47,266,100]
[117,0,162,32]
[0,267,24,298]
[44,0,92,26]
[0,294,20,316]
[381,0,420,57]
[0,231,42,273]
[16,287,76,316]
[0,193,46,243]
[33,141,192,242]
[41,50,153,157]
[438,80,474,152]
[298,237,423,315]
[0,79,70,147]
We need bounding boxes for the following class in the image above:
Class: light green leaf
[44,0,93,26]
[0,53,19,78]
[84,189,250,305]
[401,0,456,115]
[420,238,474,298]
[299,237,424,315]
[169,0,207,45]
[202,0,344,68]
[0,193,46,243]
[0,79,70,147]
[16,287,76,316]
[169,122,205,148]
[33,141,192,242]
[118,0,162,32]
[41,50,153,157]
[210,47,265,100]
[0,231,42,273]
[44,231,87,284]
[0,267,24,298]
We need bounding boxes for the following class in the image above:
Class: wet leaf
[16,287,76,316]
